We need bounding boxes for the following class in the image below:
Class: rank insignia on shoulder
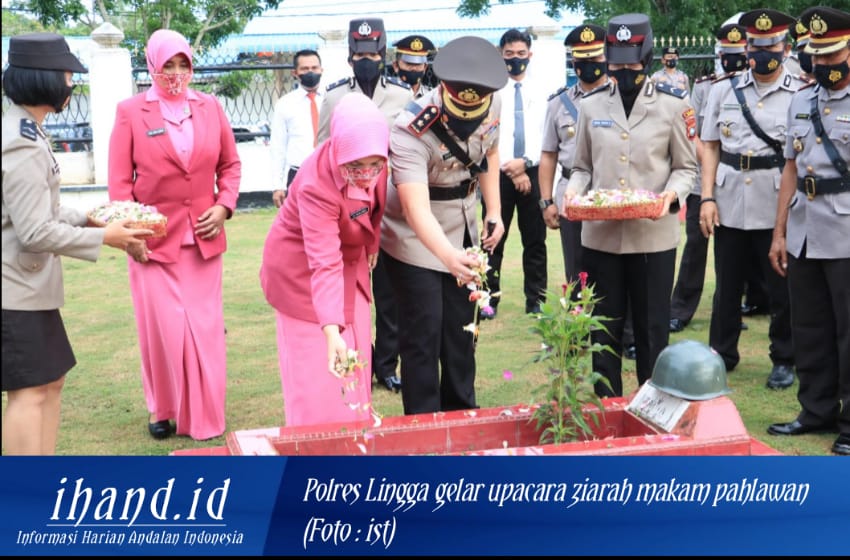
[695,74,716,84]
[712,72,738,83]
[547,86,567,101]
[407,104,440,136]
[20,119,39,141]
[656,81,687,99]
[325,77,351,92]
[385,75,411,89]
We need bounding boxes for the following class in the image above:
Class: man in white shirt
[481,28,549,318]
[270,49,324,207]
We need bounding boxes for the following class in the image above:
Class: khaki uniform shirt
[2,104,103,310]
[316,75,412,143]
[567,80,697,254]
[651,68,691,93]
[383,86,502,272]
[689,75,715,196]
[785,83,850,259]
[701,68,807,229]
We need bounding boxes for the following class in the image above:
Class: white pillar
[527,25,567,95]
[90,23,134,185]
[317,29,352,85]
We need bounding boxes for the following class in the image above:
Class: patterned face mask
[152,71,192,96]
[339,163,384,191]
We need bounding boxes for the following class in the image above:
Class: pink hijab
[145,29,193,100]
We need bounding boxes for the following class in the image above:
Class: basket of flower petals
[88,200,168,238]
[563,188,664,221]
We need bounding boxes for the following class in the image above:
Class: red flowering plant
[528,272,614,444]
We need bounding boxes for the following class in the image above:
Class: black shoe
[376,375,402,393]
[526,303,542,315]
[148,419,173,440]
[623,345,637,360]
[669,318,686,333]
[767,419,836,436]
[766,364,795,389]
[741,303,767,317]
[832,433,850,455]
[740,321,748,331]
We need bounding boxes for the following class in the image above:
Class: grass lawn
[6,206,836,456]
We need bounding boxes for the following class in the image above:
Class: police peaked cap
[349,18,386,54]
[739,9,794,47]
[716,23,747,54]
[662,46,679,56]
[393,35,436,64]
[564,24,605,59]
[433,36,508,97]
[8,32,88,74]
[800,6,850,55]
[605,13,654,67]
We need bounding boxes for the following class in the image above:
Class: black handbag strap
[729,75,783,157]
[810,94,849,177]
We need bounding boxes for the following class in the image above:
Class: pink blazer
[260,158,387,329]
[107,90,241,263]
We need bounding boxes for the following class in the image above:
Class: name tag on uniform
[441,151,453,161]
[722,104,741,110]
[837,115,850,124]
[591,120,612,127]
[349,207,369,219]
[146,128,166,137]
[795,113,810,120]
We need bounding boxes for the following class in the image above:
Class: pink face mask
[339,164,384,191]
[152,71,192,96]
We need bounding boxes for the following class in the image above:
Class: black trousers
[557,215,583,284]
[371,253,399,381]
[787,253,850,433]
[670,193,709,324]
[582,247,676,397]
[482,167,547,311]
[709,226,794,371]
[382,252,477,415]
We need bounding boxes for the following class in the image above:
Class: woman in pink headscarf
[108,29,241,441]
[260,92,389,427]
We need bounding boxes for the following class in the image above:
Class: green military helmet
[648,340,731,401]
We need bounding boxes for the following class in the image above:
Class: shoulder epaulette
[547,85,568,102]
[586,81,612,97]
[19,119,38,141]
[407,104,440,137]
[711,71,739,84]
[797,81,816,91]
[655,81,688,99]
[325,77,352,92]
[384,75,411,90]
[695,73,716,84]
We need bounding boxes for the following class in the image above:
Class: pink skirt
[275,289,372,427]
[128,247,226,440]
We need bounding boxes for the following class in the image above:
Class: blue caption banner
[1,457,846,556]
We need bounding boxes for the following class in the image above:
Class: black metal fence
[3,41,718,150]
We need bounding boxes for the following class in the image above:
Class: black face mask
[54,84,75,113]
[721,53,748,74]
[748,50,784,75]
[298,71,321,89]
[574,60,606,84]
[798,52,813,74]
[444,113,488,141]
[665,59,678,69]
[504,57,529,76]
[397,69,424,87]
[611,68,644,95]
[353,58,382,85]
[813,59,849,90]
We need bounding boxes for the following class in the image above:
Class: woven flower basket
[88,201,168,239]
[563,198,665,221]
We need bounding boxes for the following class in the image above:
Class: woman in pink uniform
[108,29,241,440]
[260,93,389,427]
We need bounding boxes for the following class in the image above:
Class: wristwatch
[538,198,555,210]
[523,156,533,170]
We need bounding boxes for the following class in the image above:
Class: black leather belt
[720,150,784,171]
[797,175,850,200]
[429,179,476,201]
[561,167,571,179]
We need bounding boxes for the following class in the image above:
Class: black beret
[8,32,88,74]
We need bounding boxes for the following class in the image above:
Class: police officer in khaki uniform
[2,33,149,455]
[565,13,697,397]
[539,24,609,283]
[651,46,691,92]
[700,8,808,390]
[316,18,412,142]
[317,18,413,393]
[381,36,507,415]
[787,17,815,83]
[391,35,436,99]
[768,6,850,455]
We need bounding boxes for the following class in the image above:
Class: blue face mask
[504,57,529,76]
[748,50,784,75]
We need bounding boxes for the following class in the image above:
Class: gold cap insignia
[458,88,481,104]
[411,38,423,51]
[755,14,773,32]
[795,21,807,35]
[809,14,828,36]
[580,27,595,43]
[727,28,742,43]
